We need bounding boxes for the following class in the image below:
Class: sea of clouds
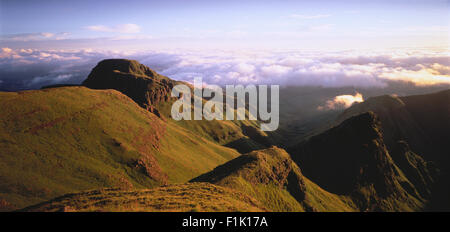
[0,47,449,91]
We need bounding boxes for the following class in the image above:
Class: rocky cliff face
[331,90,450,210]
[82,59,181,117]
[336,90,450,165]
[289,112,437,211]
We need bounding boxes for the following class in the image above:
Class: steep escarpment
[389,141,437,199]
[289,112,437,211]
[399,90,450,164]
[334,90,449,210]
[336,90,450,164]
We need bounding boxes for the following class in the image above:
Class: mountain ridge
[289,111,436,211]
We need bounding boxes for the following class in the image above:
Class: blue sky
[1,0,449,91]
[0,0,448,50]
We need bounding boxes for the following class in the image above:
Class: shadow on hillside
[224,137,266,154]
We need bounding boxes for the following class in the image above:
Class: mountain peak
[82,59,178,116]
[337,111,382,141]
[93,59,160,79]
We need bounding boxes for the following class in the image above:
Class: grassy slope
[157,98,269,154]
[0,86,240,210]
[191,147,356,212]
[20,183,266,212]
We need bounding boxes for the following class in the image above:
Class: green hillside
[0,86,240,210]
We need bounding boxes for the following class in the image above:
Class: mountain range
[0,59,448,212]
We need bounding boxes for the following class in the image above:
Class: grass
[191,146,358,212]
[20,183,266,212]
[157,98,268,149]
[0,86,241,210]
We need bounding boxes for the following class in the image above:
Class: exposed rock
[289,111,437,211]
[82,59,180,118]
[192,146,307,202]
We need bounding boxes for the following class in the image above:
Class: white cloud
[153,49,450,87]
[318,92,364,110]
[30,74,73,86]
[2,47,12,53]
[0,48,130,90]
[85,24,141,33]
[379,67,450,86]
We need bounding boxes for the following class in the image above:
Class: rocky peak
[289,111,437,211]
[82,59,179,117]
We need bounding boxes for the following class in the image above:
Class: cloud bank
[0,47,449,91]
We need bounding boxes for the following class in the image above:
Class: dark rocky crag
[289,112,437,211]
[333,90,450,210]
[336,90,450,164]
[82,59,181,117]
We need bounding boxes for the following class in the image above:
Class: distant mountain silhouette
[332,90,450,210]
[336,90,450,164]
[289,112,436,211]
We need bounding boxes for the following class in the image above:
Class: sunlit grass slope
[191,147,356,212]
[0,86,240,210]
[20,183,266,212]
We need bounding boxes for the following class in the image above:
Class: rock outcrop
[191,147,308,210]
[289,111,437,211]
[83,59,180,117]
